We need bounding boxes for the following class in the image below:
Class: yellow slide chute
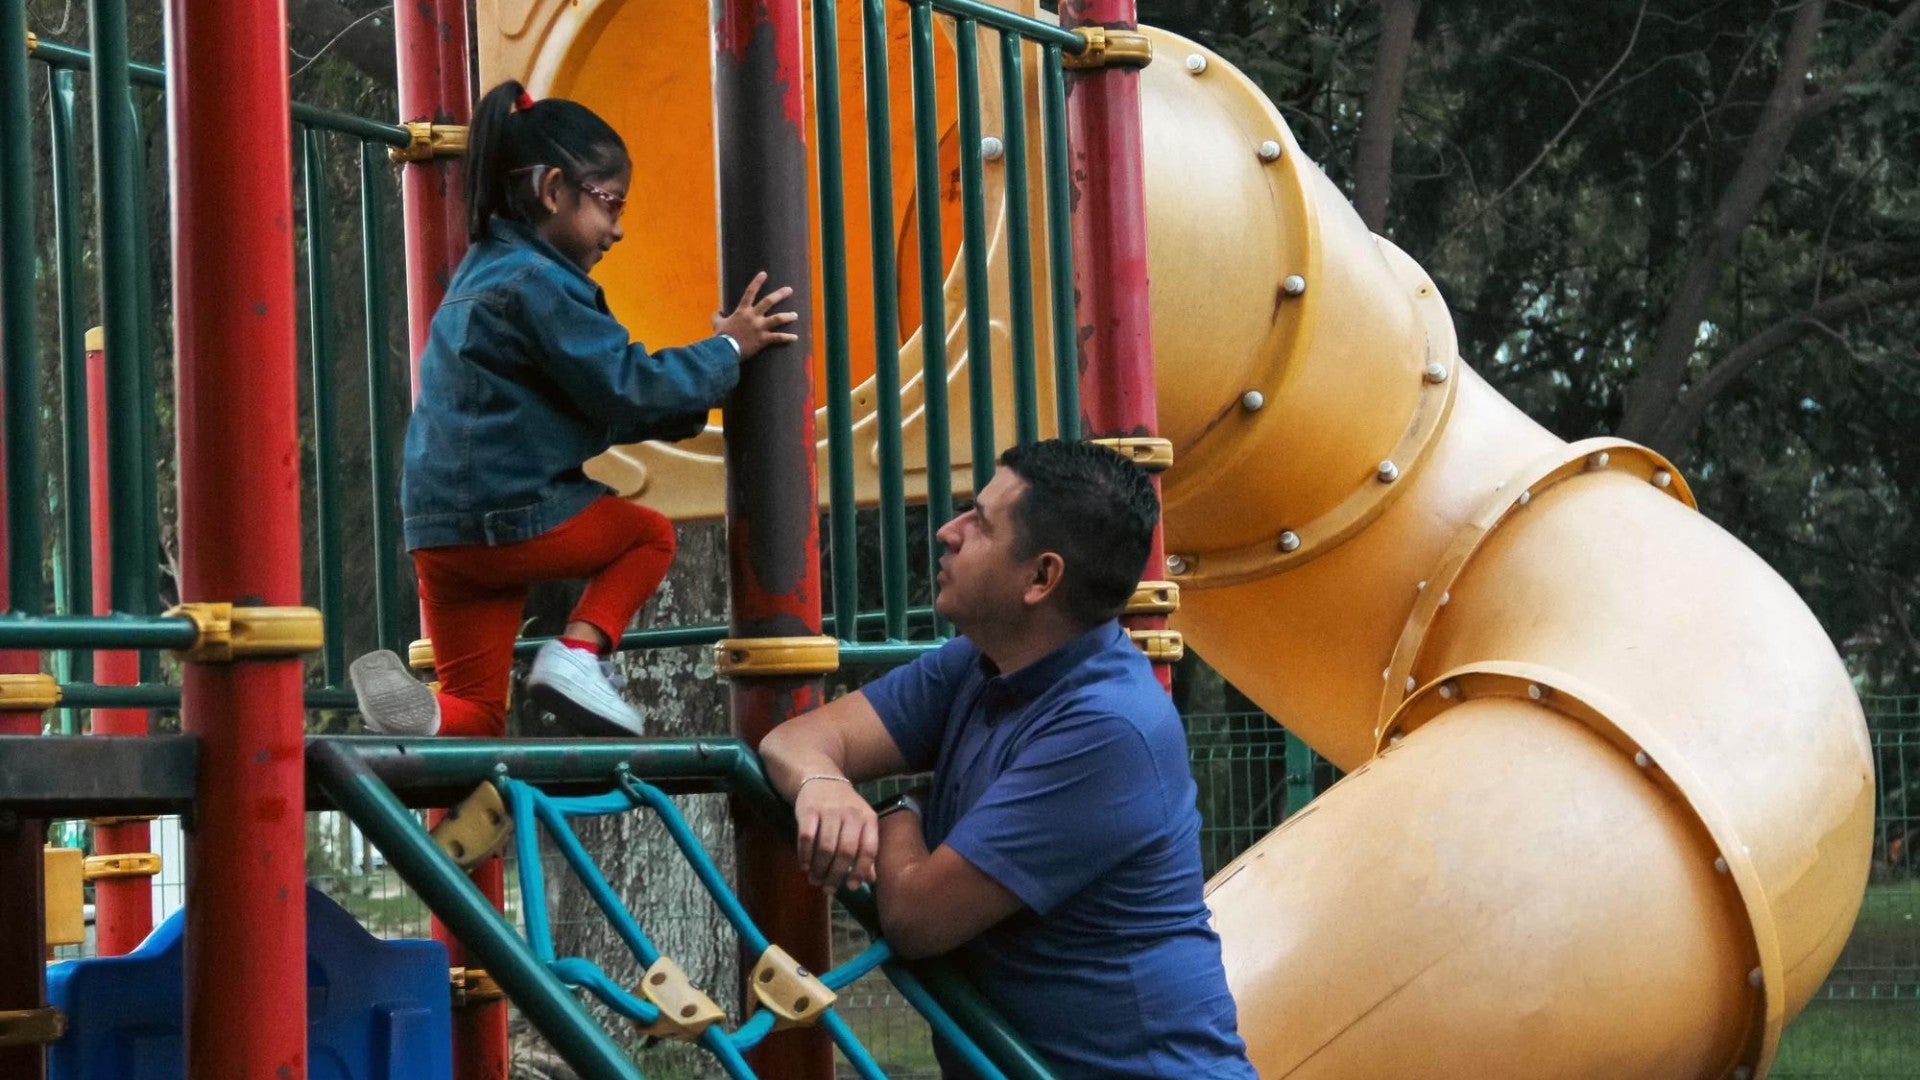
[480,3,1874,1075]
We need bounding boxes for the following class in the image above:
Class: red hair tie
[515,90,536,112]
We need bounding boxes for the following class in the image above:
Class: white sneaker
[350,650,441,736]
[526,641,644,737]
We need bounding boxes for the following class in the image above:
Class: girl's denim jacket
[401,218,739,550]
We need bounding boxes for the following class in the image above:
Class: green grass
[1772,1000,1920,1079]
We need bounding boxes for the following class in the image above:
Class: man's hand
[713,271,800,358]
[793,776,878,895]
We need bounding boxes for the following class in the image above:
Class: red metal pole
[86,332,153,955]
[1059,0,1170,689]
[396,0,473,386]
[391,6,507,1077]
[0,455,46,1080]
[165,0,308,1075]
[715,0,832,1075]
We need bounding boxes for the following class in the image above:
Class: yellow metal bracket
[1125,581,1180,616]
[450,966,505,1008]
[85,852,162,880]
[24,31,37,54]
[713,636,840,678]
[1129,629,1184,663]
[389,122,469,163]
[166,603,324,663]
[1061,27,1153,70]
[44,847,84,948]
[430,783,512,869]
[1090,436,1173,472]
[0,673,61,712]
[749,944,836,1030]
[638,955,726,1041]
[0,1007,66,1049]
[408,638,437,672]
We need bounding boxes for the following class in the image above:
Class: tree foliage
[1149,0,1920,685]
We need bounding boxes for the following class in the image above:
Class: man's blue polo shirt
[863,621,1255,1079]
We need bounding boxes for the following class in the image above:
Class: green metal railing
[814,0,1084,654]
[8,30,415,710]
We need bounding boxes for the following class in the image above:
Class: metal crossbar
[501,770,1011,1079]
[305,737,1060,1080]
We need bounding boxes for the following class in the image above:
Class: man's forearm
[760,738,849,801]
[874,812,936,951]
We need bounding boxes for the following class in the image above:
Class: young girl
[351,81,797,738]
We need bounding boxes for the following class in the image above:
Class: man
[760,438,1256,1078]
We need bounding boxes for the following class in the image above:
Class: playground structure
[0,1,1876,1080]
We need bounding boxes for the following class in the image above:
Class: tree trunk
[1352,0,1422,233]
[518,522,737,1077]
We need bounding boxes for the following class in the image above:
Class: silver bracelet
[795,774,852,799]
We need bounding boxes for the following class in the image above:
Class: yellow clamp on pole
[637,955,726,1041]
[24,30,37,54]
[713,636,840,678]
[84,852,162,880]
[408,638,437,672]
[166,603,324,663]
[1125,581,1180,616]
[1090,436,1174,473]
[449,967,506,1009]
[749,944,836,1030]
[43,847,85,948]
[0,1007,66,1049]
[0,673,61,712]
[1060,26,1153,70]
[430,783,513,870]
[389,122,469,163]
[1129,629,1184,663]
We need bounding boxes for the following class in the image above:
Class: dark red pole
[0,453,46,1080]
[715,0,832,1075]
[86,331,152,956]
[165,0,308,1075]
[396,0,473,385]
[1059,0,1170,689]
[391,7,507,1077]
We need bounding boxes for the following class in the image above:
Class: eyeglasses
[575,178,627,220]
[510,165,626,220]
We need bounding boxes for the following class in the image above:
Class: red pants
[413,496,676,737]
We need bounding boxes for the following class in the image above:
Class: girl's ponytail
[464,81,629,243]
[465,81,526,242]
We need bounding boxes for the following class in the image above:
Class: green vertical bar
[954,18,997,493]
[126,96,161,683]
[50,69,93,688]
[997,33,1039,446]
[1040,49,1079,441]
[811,0,861,644]
[90,0,146,617]
[50,70,93,680]
[360,142,404,654]
[863,0,908,641]
[909,1,954,636]
[1284,728,1316,818]
[1,0,43,619]
[304,128,346,684]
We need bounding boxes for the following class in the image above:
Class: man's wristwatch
[871,790,925,821]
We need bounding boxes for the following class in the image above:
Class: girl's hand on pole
[713,271,801,359]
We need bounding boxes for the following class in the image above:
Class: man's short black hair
[997,438,1160,627]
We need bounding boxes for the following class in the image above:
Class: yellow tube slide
[1148,33,1874,1080]
[478,5,1874,1076]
